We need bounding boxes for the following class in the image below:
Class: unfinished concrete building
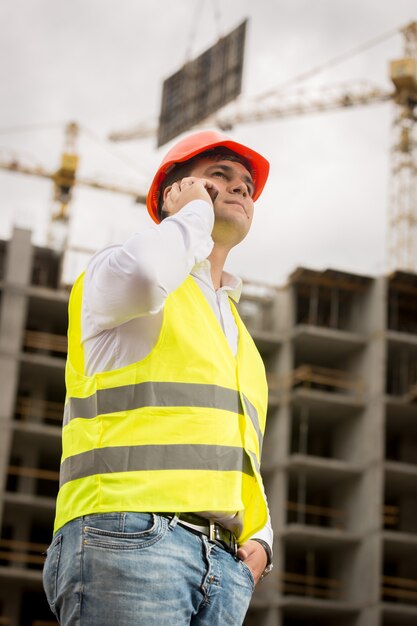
[0,227,416,626]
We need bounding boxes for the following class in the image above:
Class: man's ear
[162,185,173,206]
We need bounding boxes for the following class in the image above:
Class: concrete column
[341,277,387,626]
[271,286,294,608]
[0,228,33,527]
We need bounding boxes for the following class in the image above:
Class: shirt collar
[191,260,242,303]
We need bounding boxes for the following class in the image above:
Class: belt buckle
[209,520,237,556]
[209,520,218,542]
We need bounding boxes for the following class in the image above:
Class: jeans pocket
[43,534,63,613]
[238,559,255,592]
[83,513,167,550]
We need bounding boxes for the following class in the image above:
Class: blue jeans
[43,513,254,625]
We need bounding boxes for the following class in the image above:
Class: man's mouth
[225,200,249,218]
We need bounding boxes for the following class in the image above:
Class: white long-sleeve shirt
[82,199,273,550]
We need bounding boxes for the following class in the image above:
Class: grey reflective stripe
[64,382,243,425]
[59,444,254,487]
[63,381,264,457]
[242,395,263,454]
[247,450,261,474]
[64,382,258,427]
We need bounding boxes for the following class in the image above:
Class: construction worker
[43,130,273,625]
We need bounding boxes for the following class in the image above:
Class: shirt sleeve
[250,515,273,552]
[83,199,214,333]
[249,483,273,553]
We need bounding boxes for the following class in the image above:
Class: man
[43,130,273,625]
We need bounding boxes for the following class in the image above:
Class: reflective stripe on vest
[59,443,254,487]
[63,381,263,454]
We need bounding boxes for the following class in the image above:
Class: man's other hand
[236,539,268,585]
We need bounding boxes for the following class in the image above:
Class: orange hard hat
[146,130,270,223]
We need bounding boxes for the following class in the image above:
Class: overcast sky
[1,0,416,285]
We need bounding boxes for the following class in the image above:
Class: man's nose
[230,180,247,195]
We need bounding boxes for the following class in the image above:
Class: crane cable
[254,24,402,102]
[185,0,206,62]
[184,0,223,62]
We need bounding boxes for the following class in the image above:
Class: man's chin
[212,216,251,246]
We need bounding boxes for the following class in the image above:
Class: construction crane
[109,22,417,274]
[0,121,147,248]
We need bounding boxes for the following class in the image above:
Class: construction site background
[0,227,416,625]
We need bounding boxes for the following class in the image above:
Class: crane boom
[0,157,146,203]
[109,83,393,141]
[209,84,393,130]
[109,121,158,142]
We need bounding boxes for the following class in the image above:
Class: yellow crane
[0,121,147,248]
[109,22,417,273]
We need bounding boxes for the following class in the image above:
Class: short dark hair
[157,147,253,221]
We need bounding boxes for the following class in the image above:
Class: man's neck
[208,245,230,290]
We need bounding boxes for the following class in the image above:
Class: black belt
[163,513,238,556]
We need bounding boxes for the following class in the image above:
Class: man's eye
[213,171,226,178]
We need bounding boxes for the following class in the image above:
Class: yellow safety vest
[54,274,268,542]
